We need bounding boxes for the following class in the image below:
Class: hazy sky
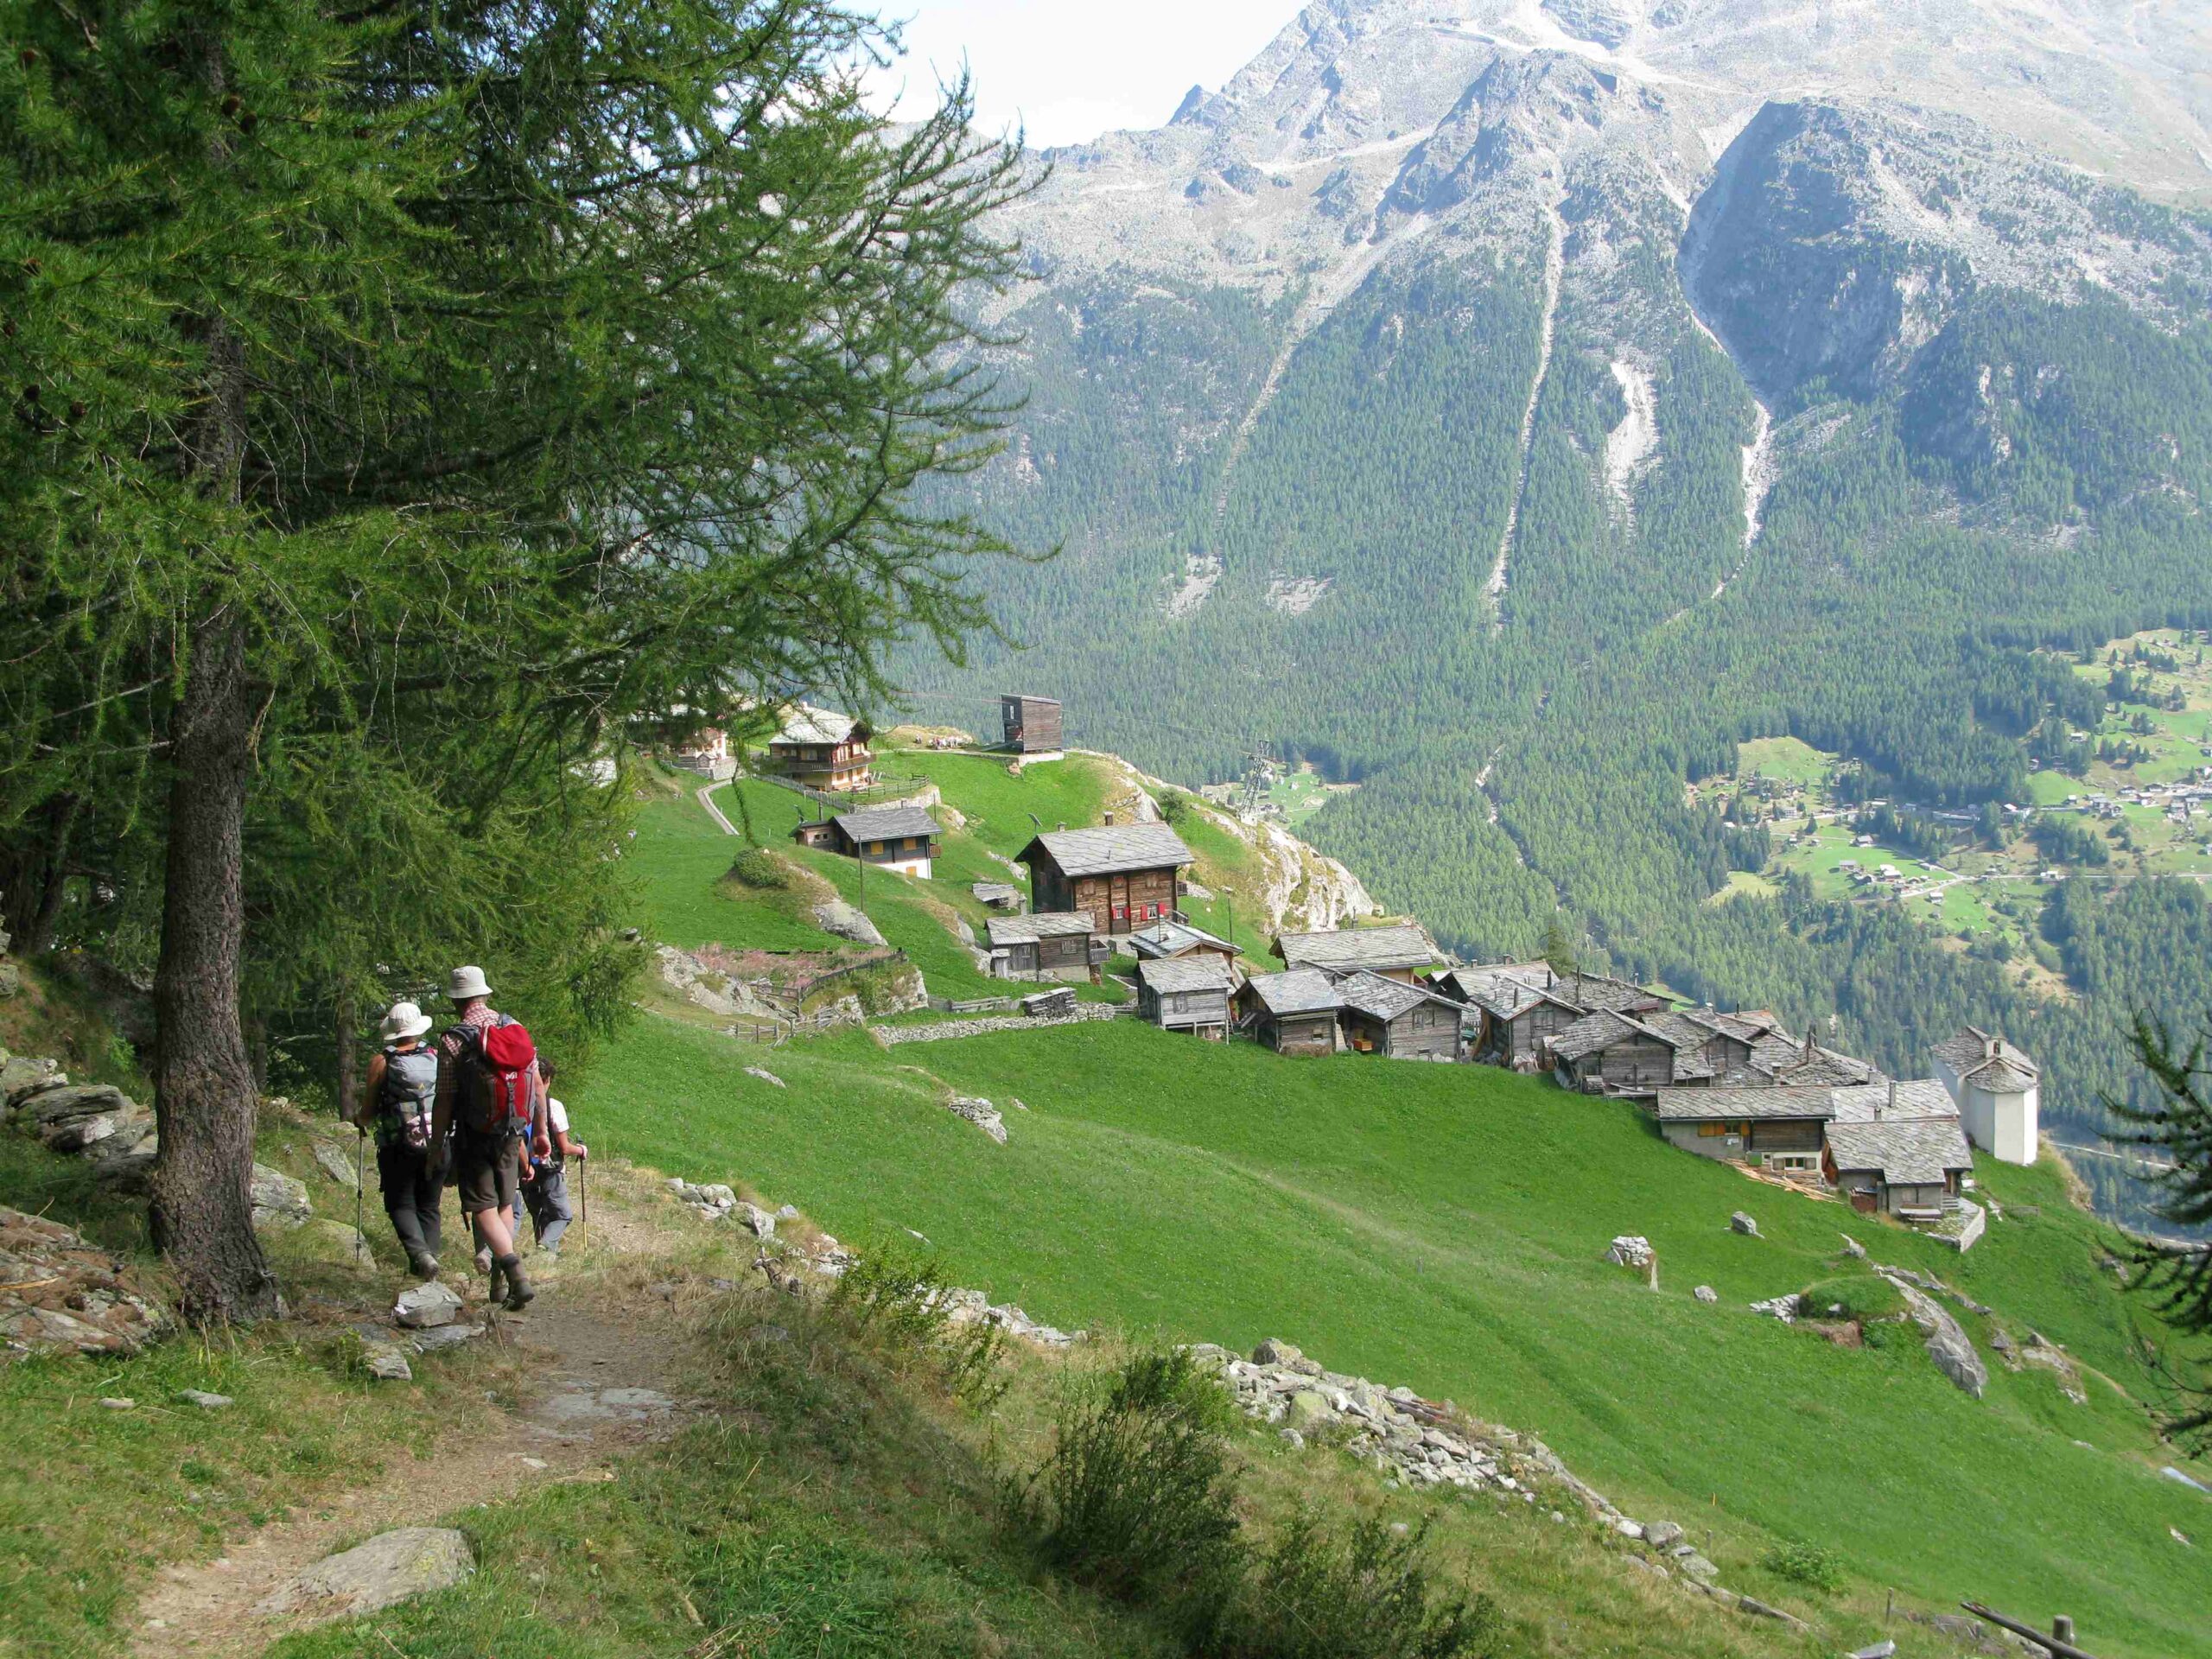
[871,1,1300,148]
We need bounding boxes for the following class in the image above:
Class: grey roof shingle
[1128,918,1236,959]
[773,703,860,746]
[1337,970,1459,1022]
[1828,1080,1959,1124]
[1136,957,1235,995]
[1548,1010,1646,1063]
[1825,1117,1974,1185]
[1558,973,1667,1014]
[986,912,1096,947]
[1020,823,1194,878]
[1274,923,1441,975]
[1651,1086,1841,1122]
[833,804,940,844]
[1242,968,1344,1017]
[1932,1026,2038,1084]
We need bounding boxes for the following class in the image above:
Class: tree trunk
[334,988,359,1124]
[23,793,78,955]
[149,608,278,1325]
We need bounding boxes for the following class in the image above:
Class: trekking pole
[578,1154,588,1229]
[354,1126,366,1243]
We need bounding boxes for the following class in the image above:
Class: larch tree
[0,0,1027,1323]
[2109,1014,2212,1443]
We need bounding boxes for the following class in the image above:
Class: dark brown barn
[1336,972,1463,1061]
[1017,822,1193,939]
[1235,969,1344,1056]
[1001,694,1064,754]
[985,912,1103,983]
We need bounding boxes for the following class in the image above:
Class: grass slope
[577,1015,2212,1658]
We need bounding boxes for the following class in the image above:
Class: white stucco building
[1932,1027,2040,1166]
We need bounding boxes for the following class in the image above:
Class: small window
[868,841,883,855]
[1698,1122,1726,1138]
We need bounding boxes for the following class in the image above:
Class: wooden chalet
[1017,820,1194,939]
[665,724,735,782]
[1235,969,1342,1056]
[985,912,1103,983]
[1128,918,1241,981]
[768,705,874,792]
[1336,971,1463,1061]
[793,804,939,879]
[1649,1086,1839,1173]
[1001,694,1064,755]
[1135,956,1235,1039]
[1438,964,1581,1070]
[1548,1011,1683,1095]
[1271,922,1442,984]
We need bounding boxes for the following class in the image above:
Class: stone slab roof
[1548,1010,1646,1063]
[1826,1117,1974,1185]
[773,703,860,746]
[1274,923,1441,975]
[1242,968,1343,1017]
[985,912,1096,947]
[1336,970,1459,1022]
[1933,1026,2038,1086]
[832,804,940,844]
[1020,823,1194,877]
[1652,1085,1841,1122]
[1128,918,1237,959]
[1136,957,1235,995]
[1828,1079,1960,1124]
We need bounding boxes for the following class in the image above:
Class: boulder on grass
[257,1527,474,1623]
[251,1164,312,1230]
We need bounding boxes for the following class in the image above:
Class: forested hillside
[893,0,2212,1225]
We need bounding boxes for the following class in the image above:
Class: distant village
[659,693,2042,1255]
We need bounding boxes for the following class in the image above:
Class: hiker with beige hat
[351,999,445,1280]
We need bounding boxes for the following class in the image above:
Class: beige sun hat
[379,1000,433,1041]
[446,964,493,1002]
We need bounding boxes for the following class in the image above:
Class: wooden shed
[1336,971,1463,1061]
[1235,969,1343,1057]
[1548,1011,1681,1096]
[1001,694,1064,754]
[1017,821,1194,939]
[985,912,1103,983]
[1128,918,1241,982]
[1135,957,1234,1039]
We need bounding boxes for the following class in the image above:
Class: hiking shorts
[451,1132,520,1217]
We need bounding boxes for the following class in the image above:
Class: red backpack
[453,1015,537,1137]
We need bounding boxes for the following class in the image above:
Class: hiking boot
[499,1255,535,1311]
[408,1251,441,1281]
[486,1256,506,1306]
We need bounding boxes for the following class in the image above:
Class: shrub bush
[1015,1349,1244,1615]
[1221,1510,1500,1659]
[726,849,791,890]
[1760,1538,1845,1592]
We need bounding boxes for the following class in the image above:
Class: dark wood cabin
[1001,694,1064,754]
[985,912,1103,983]
[811,804,940,879]
[1548,1011,1681,1095]
[1823,1114,1974,1221]
[1135,957,1234,1039]
[1128,918,1241,981]
[1017,821,1193,940]
[1336,971,1462,1061]
[1235,969,1343,1057]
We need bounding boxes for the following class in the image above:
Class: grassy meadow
[576,1007,2212,1659]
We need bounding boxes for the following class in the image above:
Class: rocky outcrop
[251,1164,312,1230]
[0,1205,168,1361]
[1880,1273,1987,1399]
[945,1096,1007,1144]
[811,900,886,948]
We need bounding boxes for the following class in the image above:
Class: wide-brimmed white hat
[446,964,493,1002]
[379,1000,433,1041]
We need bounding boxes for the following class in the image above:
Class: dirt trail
[131,1222,708,1655]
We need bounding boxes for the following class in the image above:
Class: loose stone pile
[944,1096,1007,1143]
[872,1003,1120,1046]
[1187,1336,1810,1636]
[666,1179,777,1236]
[1604,1235,1652,1268]
[0,1205,168,1361]
[2,1055,161,1189]
[932,1285,1078,1346]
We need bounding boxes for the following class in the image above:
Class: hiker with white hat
[350,1000,444,1280]
[429,965,550,1310]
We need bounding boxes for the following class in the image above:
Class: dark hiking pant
[376,1141,443,1264]
[523,1165,572,1250]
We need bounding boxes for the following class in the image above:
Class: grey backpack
[379,1045,439,1151]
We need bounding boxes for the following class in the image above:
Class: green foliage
[1225,1512,1500,1659]
[1758,1540,1846,1594]
[1016,1346,1245,1617]
[727,849,794,892]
